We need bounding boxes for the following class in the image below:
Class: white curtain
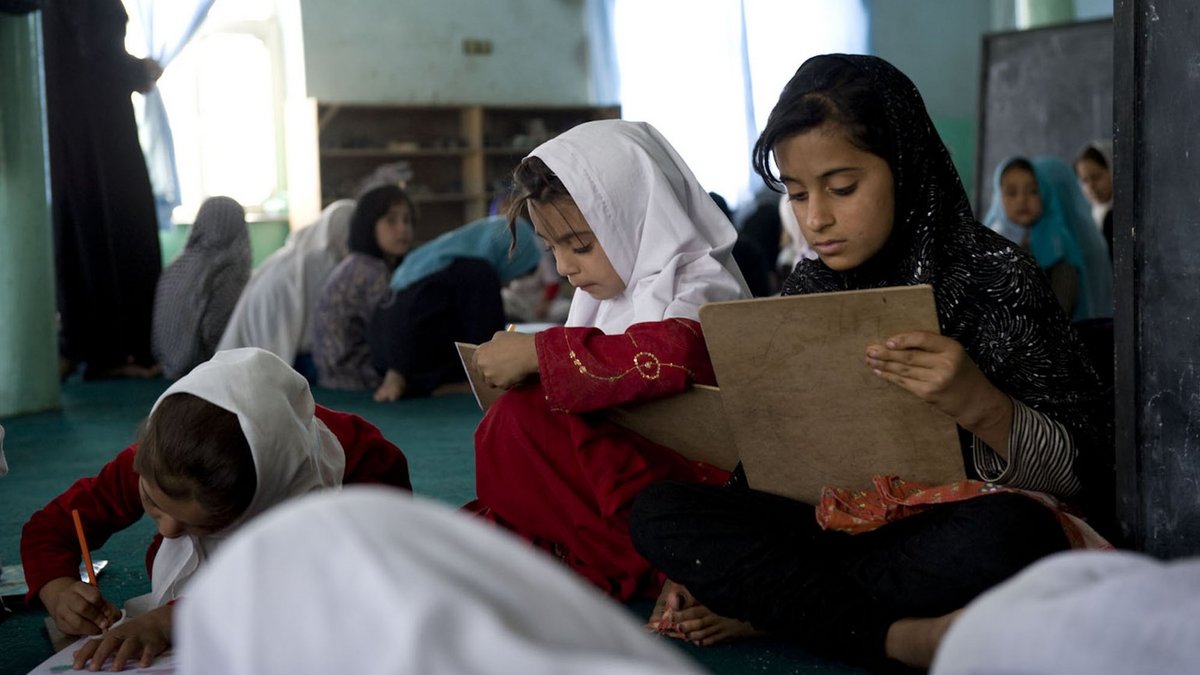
[610,0,868,210]
[584,0,620,104]
[134,0,216,229]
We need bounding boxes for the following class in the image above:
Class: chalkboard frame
[975,18,1113,218]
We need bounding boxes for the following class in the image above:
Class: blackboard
[975,19,1113,216]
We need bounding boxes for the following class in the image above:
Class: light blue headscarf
[984,156,1112,320]
[389,215,541,292]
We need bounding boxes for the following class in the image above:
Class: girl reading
[628,55,1113,671]
[21,348,412,670]
[467,119,751,600]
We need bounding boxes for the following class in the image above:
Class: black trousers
[368,258,505,396]
[630,480,1069,669]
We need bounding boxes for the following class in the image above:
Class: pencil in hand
[71,509,99,587]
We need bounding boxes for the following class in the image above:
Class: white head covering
[932,550,1200,675]
[137,348,345,608]
[217,199,355,361]
[529,120,750,334]
[177,487,705,675]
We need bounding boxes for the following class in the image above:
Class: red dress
[469,318,729,600]
[20,406,411,605]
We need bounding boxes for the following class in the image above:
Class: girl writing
[311,185,414,390]
[21,348,412,670]
[628,55,1112,671]
[467,119,751,600]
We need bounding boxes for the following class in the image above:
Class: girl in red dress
[467,120,751,600]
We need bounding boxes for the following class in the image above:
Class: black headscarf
[772,55,1111,504]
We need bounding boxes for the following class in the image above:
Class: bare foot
[885,609,963,670]
[647,580,762,646]
[374,370,406,402]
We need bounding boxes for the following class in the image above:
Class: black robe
[42,0,161,374]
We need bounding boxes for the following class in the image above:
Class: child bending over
[21,348,411,670]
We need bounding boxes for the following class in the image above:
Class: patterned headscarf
[771,55,1109,472]
[152,196,252,379]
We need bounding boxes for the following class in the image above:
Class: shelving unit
[311,103,620,242]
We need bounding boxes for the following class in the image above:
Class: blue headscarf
[389,215,541,292]
[984,156,1112,320]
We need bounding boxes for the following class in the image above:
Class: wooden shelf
[312,102,620,241]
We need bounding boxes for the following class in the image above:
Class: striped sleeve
[972,397,1081,497]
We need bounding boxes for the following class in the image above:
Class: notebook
[698,285,965,504]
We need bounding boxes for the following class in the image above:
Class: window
[612,0,867,209]
[123,0,287,223]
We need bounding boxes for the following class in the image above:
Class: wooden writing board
[699,285,965,504]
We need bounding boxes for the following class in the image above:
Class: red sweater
[21,405,411,604]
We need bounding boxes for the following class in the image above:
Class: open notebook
[697,285,965,504]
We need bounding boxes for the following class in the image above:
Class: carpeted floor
[0,377,866,675]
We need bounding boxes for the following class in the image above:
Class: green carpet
[0,378,865,674]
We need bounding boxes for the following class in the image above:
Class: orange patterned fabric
[817,475,1111,550]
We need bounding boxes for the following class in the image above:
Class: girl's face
[1075,157,1113,205]
[528,199,625,300]
[999,166,1043,228]
[774,125,895,272]
[375,202,414,263]
[139,477,225,539]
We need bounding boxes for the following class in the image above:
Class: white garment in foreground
[932,550,1200,675]
[177,487,706,675]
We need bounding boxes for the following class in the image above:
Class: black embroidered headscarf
[754,54,1111,505]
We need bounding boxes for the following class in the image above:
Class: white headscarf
[217,200,355,361]
[136,348,345,608]
[932,550,1200,675]
[177,487,705,675]
[530,120,750,334]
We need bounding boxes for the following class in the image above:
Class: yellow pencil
[505,323,517,332]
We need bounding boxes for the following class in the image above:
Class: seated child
[218,199,355,370]
[985,156,1113,320]
[368,213,542,401]
[628,54,1113,671]
[466,119,751,601]
[311,185,414,390]
[21,348,411,671]
[1074,139,1114,256]
[151,196,251,380]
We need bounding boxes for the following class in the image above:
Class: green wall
[0,12,60,418]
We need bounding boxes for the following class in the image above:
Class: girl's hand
[72,605,173,671]
[866,331,1013,455]
[38,577,121,637]
[473,331,539,390]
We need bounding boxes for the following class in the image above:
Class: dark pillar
[1113,0,1200,556]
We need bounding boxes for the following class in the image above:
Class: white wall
[300,0,591,104]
